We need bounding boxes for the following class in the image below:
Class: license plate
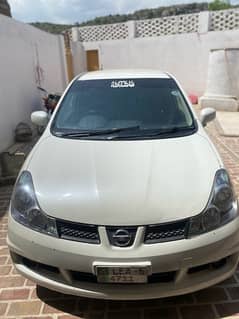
[96,267,149,283]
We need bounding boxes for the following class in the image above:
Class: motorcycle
[36,87,61,134]
[37,87,61,114]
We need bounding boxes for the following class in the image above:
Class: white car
[7,70,239,300]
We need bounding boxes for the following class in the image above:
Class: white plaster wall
[72,29,239,98]
[72,42,86,76]
[0,14,68,152]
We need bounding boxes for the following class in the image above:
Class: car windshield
[51,78,195,139]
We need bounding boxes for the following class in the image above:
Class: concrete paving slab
[216,112,239,137]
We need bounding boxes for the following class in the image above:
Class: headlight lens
[214,185,233,211]
[188,169,238,237]
[202,206,221,231]
[11,171,58,237]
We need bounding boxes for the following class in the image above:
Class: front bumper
[7,213,239,300]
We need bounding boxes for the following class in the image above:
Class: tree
[209,0,231,11]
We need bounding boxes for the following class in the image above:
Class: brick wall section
[0,123,239,319]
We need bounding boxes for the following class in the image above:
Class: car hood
[28,133,220,226]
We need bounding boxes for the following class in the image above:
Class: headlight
[11,171,58,237]
[188,169,238,237]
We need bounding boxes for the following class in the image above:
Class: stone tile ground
[0,121,239,319]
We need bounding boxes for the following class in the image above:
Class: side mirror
[31,111,49,127]
[200,108,216,127]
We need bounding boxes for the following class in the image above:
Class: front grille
[71,271,97,283]
[188,257,227,274]
[71,270,176,284]
[21,256,175,285]
[144,219,189,244]
[22,257,59,274]
[55,217,189,245]
[57,220,100,244]
[148,271,176,283]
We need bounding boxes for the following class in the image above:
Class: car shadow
[36,284,224,319]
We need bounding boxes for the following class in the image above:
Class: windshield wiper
[143,126,195,137]
[56,125,141,138]
[109,126,195,140]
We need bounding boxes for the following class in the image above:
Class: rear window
[51,78,195,138]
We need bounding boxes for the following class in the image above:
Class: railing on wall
[72,8,239,42]
[136,13,199,37]
[76,22,129,42]
[210,9,239,31]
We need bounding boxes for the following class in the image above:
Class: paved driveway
[0,121,239,319]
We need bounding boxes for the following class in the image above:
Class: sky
[7,0,217,24]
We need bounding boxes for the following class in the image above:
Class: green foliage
[31,22,74,34]
[209,0,231,11]
[31,2,209,34]
[79,2,209,26]
[30,1,235,34]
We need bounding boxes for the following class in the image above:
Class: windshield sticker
[111,80,135,89]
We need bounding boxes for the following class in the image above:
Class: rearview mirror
[200,108,216,127]
[31,111,49,127]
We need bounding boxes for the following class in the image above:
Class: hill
[31,22,73,34]
[31,1,232,34]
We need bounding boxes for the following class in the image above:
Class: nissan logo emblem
[112,229,131,247]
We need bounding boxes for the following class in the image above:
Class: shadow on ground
[36,285,191,318]
[37,284,234,319]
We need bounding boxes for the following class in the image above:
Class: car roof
[78,69,171,81]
